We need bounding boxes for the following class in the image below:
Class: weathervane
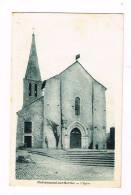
[76,54,80,61]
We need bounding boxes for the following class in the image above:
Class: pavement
[16,150,114,181]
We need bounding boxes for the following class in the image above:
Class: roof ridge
[43,61,106,89]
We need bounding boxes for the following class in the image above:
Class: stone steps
[29,149,115,167]
[60,152,114,167]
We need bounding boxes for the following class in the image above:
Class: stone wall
[43,77,61,148]
[59,62,93,149]
[93,81,107,149]
[16,97,44,148]
[23,79,42,107]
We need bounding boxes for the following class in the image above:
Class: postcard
[10,12,123,187]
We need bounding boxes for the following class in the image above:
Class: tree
[46,119,60,149]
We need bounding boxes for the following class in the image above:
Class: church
[16,33,107,150]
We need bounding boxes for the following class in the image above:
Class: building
[107,127,115,149]
[16,33,107,150]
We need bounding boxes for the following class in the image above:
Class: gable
[58,61,106,90]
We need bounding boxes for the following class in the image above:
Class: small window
[29,83,32,96]
[75,97,80,115]
[24,122,32,133]
[35,84,37,97]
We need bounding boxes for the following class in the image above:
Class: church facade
[16,34,107,150]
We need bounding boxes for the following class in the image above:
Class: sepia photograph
[10,12,123,187]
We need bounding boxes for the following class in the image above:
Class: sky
[11,13,123,132]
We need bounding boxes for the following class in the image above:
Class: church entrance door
[70,128,81,148]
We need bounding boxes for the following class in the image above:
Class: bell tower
[23,33,42,107]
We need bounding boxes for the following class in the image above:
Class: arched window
[75,97,80,115]
[35,84,37,97]
[29,83,32,96]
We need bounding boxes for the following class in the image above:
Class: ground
[16,150,114,181]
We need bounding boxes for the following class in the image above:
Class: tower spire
[25,33,41,81]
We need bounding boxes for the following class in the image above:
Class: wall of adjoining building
[16,97,44,148]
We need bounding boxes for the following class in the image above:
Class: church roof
[42,61,106,90]
[63,61,107,90]
[25,33,41,81]
[17,96,44,115]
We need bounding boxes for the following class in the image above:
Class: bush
[16,155,35,163]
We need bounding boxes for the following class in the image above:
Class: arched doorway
[70,128,81,148]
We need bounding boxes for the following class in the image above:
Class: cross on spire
[32,27,35,34]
